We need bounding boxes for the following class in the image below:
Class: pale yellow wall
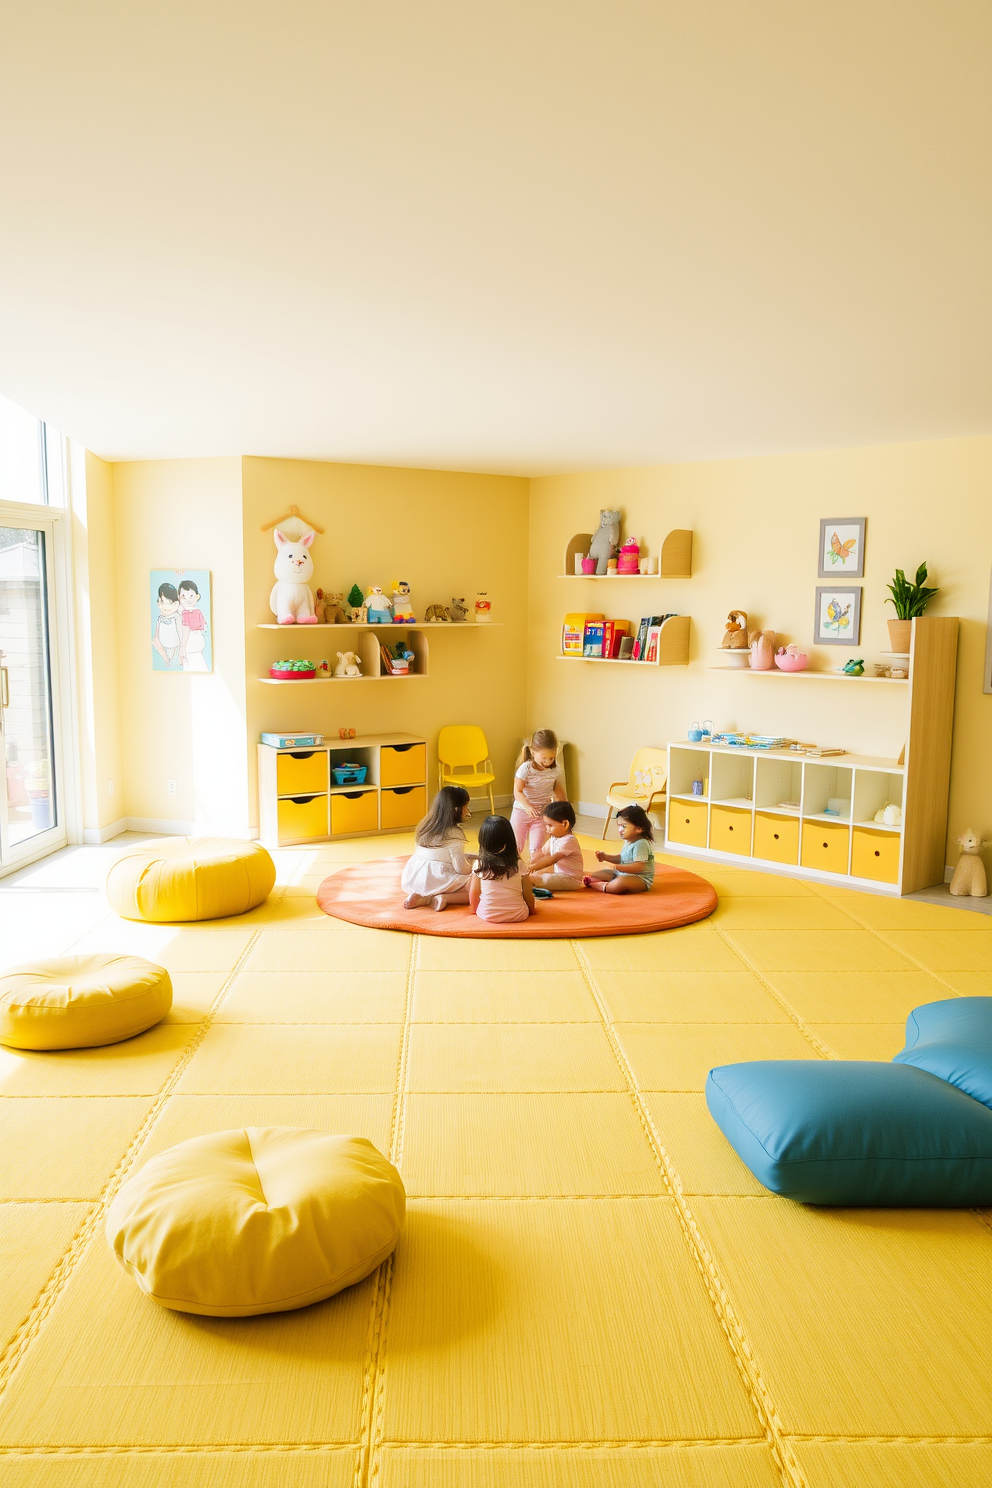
[69,446,123,836]
[112,458,248,833]
[528,437,992,869]
[242,457,529,831]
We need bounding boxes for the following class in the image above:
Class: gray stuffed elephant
[588,510,621,574]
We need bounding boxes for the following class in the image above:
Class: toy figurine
[334,651,362,678]
[841,659,865,675]
[719,611,749,649]
[425,603,451,622]
[351,603,369,624]
[449,597,469,622]
[270,528,318,624]
[319,590,347,624]
[313,588,326,623]
[347,584,364,611]
[589,509,621,574]
[338,727,356,739]
[392,580,415,623]
[748,629,776,670]
[949,829,990,897]
[616,537,640,574]
[365,586,393,624]
[475,592,492,622]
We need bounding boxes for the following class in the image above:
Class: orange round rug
[316,855,717,938]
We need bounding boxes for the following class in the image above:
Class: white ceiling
[1,1,990,474]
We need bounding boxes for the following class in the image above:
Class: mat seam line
[710,928,840,1059]
[571,939,808,1488]
[804,889,987,995]
[0,929,262,1398]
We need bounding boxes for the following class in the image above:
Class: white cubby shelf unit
[666,616,959,895]
[258,732,428,846]
[256,620,500,684]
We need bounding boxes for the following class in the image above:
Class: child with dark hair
[469,815,535,923]
[402,785,474,911]
[528,800,585,893]
[584,805,655,895]
[152,583,181,666]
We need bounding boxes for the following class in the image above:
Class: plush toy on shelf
[270,528,318,624]
[449,597,469,622]
[949,828,990,897]
[365,586,393,625]
[425,603,451,622]
[316,589,347,624]
[748,629,777,670]
[719,612,749,649]
[392,580,415,623]
[589,509,621,574]
[334,651,363,678]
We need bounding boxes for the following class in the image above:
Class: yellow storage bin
[379,743,426,787]
[380,785,427,830]
[667,798,708,848]
[276,750,328,796]
[852,827,901,884]
[331,790,378,836]
[801,820,850,875]
[710,804,753,856]
[277,794,328,843]
[753,811,799,865]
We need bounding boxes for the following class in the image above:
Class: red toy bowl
[269,666,316,680]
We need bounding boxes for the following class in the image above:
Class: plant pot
[28,794,52,831]
[887,619,912,653]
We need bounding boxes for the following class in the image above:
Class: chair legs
[487,783,495,813]
[602,806,613,839]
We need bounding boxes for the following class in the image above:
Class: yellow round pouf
[0,954,172,1051]
[106,837,276,922]
[106,1128,405,1317]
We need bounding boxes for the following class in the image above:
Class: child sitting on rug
[528,800,584,892]
[469,814,536,923]
[512,728,567,860]
[402,785,475,911]
[584,805,655,895]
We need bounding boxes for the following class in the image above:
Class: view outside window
[0,526,56,844]
[0,393,64,505]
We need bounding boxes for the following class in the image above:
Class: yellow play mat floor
[1,830,990,1487]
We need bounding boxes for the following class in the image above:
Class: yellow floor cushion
[106,1128,406,1317]
[106,837,276,922]
[0,954,172,1050]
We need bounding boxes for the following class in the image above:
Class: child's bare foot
[404,893,429,909]
[431,895,449,912]
[583,876,606,892]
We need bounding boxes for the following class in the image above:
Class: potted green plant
[885,563,938,652]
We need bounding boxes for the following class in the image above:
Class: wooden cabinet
[258,732,427,846]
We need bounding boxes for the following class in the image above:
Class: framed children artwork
[150,570,212,672]
[818,517,866,578]
[814,585,862,646]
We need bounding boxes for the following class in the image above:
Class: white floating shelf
[706,666,908,683]
[258,675,427,685]
[257,622,501,630]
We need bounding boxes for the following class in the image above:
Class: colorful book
[583,622,605,657]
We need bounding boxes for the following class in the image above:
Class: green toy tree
[347,583,364,609]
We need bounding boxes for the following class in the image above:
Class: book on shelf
[632,614,676,660]
[583,622,605,657]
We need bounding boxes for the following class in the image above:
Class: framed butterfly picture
[818,517,865,578]
[814,586,862,646]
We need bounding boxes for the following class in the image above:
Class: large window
[0,393,64,506]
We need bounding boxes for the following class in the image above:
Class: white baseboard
[81,817,128,845]
[577,801,608,819]
[125,816,197,836]
[468,794,512,813]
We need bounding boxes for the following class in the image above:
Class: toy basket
[269,662,316,680]
[332,763,368,785]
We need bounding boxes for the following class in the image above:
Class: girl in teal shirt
[583,805,655,894]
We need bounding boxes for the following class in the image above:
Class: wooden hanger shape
[261,504,325,535]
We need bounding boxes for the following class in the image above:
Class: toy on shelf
[381,639,415,675]
[270,658,316,680]
[949,828,989,897]
[748,629,776,670]
[475,592,492,622]
[392,580,415,623]
[873,803,903,826]
[318,590,347,624]
[840,659,865,676]
[346,584,365,620]
[617,537,640,574]
[332,763,368,785]
[338,727,356,739]
[318,659,330,675]
[270,529,318,624]
[425,603,451,622]
[334,651,362,678]
[261,731,324,747]
[775,644,808,672]
[720,611,748,649]
[581,556,597,574]
[589,510,621,574]
[313,589,326,623]
[365,586,392,624]
[449,597,469,622]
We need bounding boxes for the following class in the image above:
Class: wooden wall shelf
[257,622,501,629]
[560,615,690,667]
[707,666,908,684]
[560,529,693,579]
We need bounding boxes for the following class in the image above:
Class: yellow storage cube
[331,790,378,836]
[380,785,427,830]
[667,798,708,848]
[379,743,426,787]
[753,811,799,865]
[277,794,328,843]
[276,750,328,796]
[852,827,901,885]
[801,820,850,875]
[710,804,753,856]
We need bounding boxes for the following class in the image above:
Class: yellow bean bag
[106,1128,405,1317]
[106,837,275,922]
[0,954,172,1051]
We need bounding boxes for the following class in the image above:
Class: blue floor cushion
[706,1055,992,1207]
[893,996,992,1111]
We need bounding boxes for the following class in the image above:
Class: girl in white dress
[402,786,474,911]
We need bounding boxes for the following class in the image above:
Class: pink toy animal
[270,530,317,624]
[748,629,776,670]
[774,644,808,672]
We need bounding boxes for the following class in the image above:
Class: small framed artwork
[818,517,865,578]
[150,569,212,672]
[814,585,862,646]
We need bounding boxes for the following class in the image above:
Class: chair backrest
[438,725,490,769]
[628,747,668,796]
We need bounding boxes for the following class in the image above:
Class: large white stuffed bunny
[270,529,317,624]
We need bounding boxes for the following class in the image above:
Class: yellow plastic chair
[603,747,668,838]
[438,725,496,813]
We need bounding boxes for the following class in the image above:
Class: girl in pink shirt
[528,800,585,892]
[469,815,536,924]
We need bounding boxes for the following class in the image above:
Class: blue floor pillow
[893,997,992,1111]
[705,1059,992,1206]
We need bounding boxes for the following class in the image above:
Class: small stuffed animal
[270,529,317,624]
[449,597,469,622]
[588,509,621,575]
[334,651,362,678]
[313,588,327,624]
[720,611,749,649]
[391,580,415,623]
[365,586,393,624]
[322,591,347,624]
[949,829,990,897]
[425,603,451,622]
